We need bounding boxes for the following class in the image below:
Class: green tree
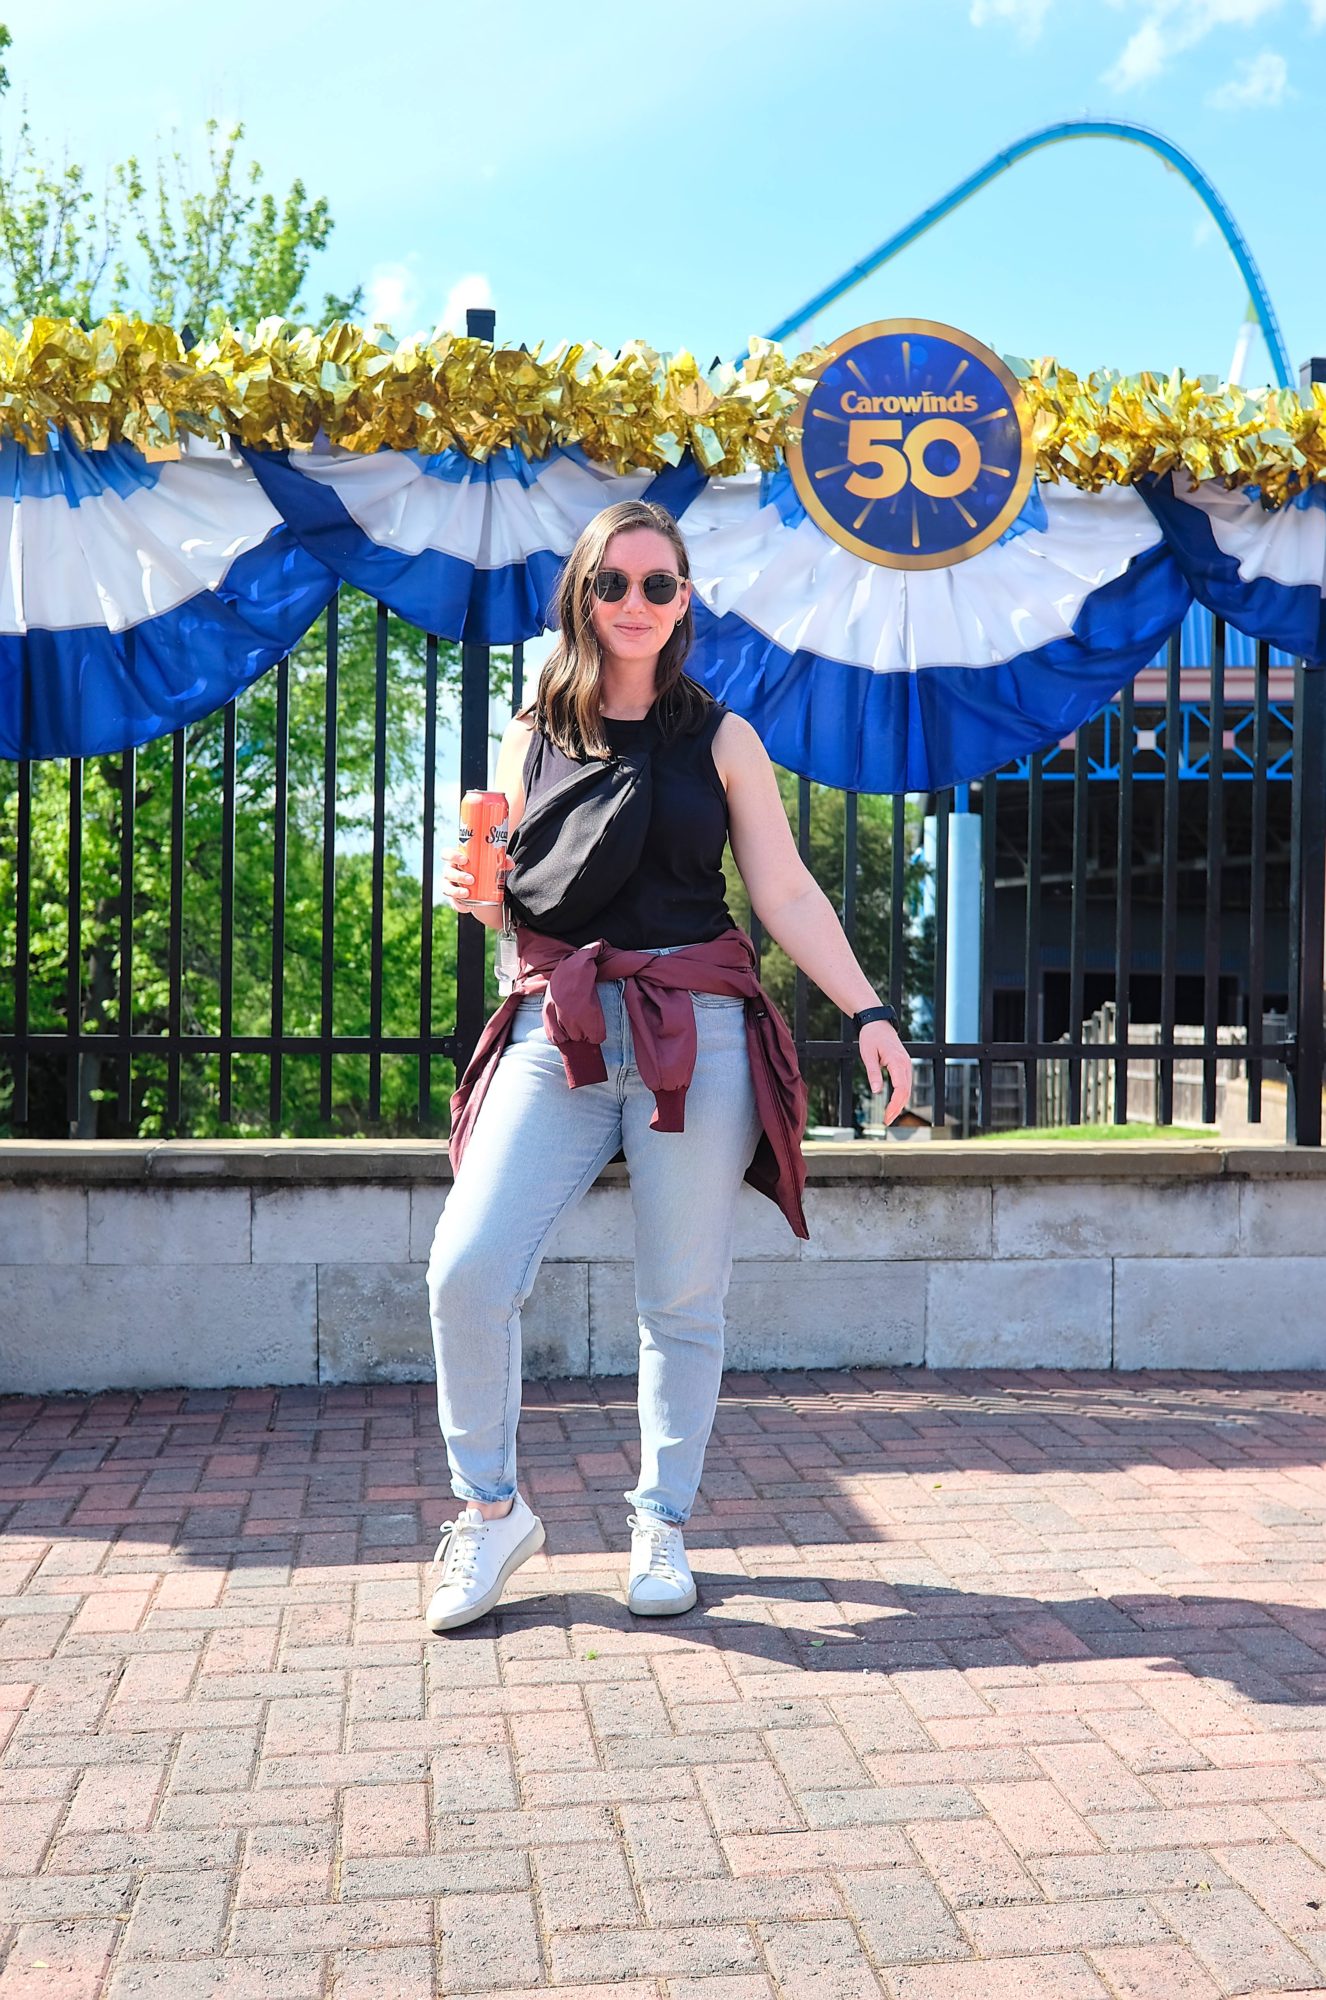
[723,777,931,1129]
[0,28,360,329]
[0,31,462,1141]
[117,122,363,335]
[0,594,512,1139]
[0,25,128,325]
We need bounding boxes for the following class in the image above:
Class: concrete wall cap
[0,1137,1322,1187]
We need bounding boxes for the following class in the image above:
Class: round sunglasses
[591,567,684,606]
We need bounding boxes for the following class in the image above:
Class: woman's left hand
[860,1021,913,1124]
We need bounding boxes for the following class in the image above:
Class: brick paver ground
[2,1369,1326,1999]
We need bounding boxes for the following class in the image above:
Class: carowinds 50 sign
[786,318,1036,570]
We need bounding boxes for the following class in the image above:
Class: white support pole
[946,812,982,1137]
[921,808,983,1135]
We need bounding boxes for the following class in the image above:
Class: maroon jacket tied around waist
[448,925,809,1240]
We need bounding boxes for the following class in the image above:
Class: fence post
[453,305,500,1079]
[946,791,981,1138]
[1289,658,1325,1145]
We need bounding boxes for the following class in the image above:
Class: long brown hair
[522,499,714,761]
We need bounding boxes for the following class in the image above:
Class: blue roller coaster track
[767,119,1291,389]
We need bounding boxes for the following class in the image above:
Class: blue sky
[6,0,1322,385]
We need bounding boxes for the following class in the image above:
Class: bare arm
[715,712,913,1115]
[443,713,534,932]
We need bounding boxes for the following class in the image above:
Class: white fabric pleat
[0,445,283,636]
[684,481,1166,676]
[1169,477,1326,588]
[287,447,656,568]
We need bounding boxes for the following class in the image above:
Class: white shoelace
[433,1515,484,1587]
[632,1516,687,1582]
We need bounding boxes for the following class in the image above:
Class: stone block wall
[0,1140,1322,1393]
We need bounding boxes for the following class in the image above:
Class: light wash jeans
[426,948,763,1526]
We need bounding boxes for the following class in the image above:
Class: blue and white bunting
[2,431,1323,782]
[0,432,337,762]
[242,442,706,645]
[1140,472,1326,665]
[679,473,1193,793]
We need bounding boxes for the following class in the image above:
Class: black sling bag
[501,718,660,936]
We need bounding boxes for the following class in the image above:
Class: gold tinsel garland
[0,317,821,474]
[1017,357,1326,507]
[0,316,1323,504]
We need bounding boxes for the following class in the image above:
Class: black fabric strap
[851,1003,900,1032]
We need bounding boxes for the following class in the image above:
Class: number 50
[845,418,981,501]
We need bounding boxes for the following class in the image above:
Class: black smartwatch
[852,1003,900,1033]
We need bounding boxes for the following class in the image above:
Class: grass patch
[971,1122,1211,1142]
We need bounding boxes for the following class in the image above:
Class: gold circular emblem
[786,317,1036,570]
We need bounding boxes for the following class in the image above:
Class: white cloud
[1104,17,1170,85]
[1307,0,1326,24]
[1100,0,1283,91]
[1206,45,1293,99]
[969,0,1053,37]
[363,262,420,334]
[363,265,498,340]
[438,272,495,337]
[1192,211,1219,246]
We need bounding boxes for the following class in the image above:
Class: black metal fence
[1,599,1324,1144]
[901,637,1323,1144]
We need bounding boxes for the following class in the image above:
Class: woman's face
[587,527,691,666]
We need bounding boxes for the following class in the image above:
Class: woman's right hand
[443,848,474,913]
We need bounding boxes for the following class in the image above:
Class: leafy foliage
[0,28,358,332]
[0,31,458,1139]
[0,594,512,1138]
[117,123,363,335]
[724,778,932,1129]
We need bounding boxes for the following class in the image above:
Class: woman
[426,498,912,1632]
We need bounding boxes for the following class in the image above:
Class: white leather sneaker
[425,1492,545,1632]
[627,1511,698,1615]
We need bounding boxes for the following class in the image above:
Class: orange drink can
[458,790,510,905]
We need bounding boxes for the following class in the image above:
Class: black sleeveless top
[519,698,736,949]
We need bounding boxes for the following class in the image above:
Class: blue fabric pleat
[242,445,712,643]
[639,454,710,521]
[243,447,566,643]
[0,435,167,505]
[0,526,338,761]
[1139,473,1326,664]
[686,539,1193,793]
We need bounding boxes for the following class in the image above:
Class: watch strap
[852,1003,899,1032]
